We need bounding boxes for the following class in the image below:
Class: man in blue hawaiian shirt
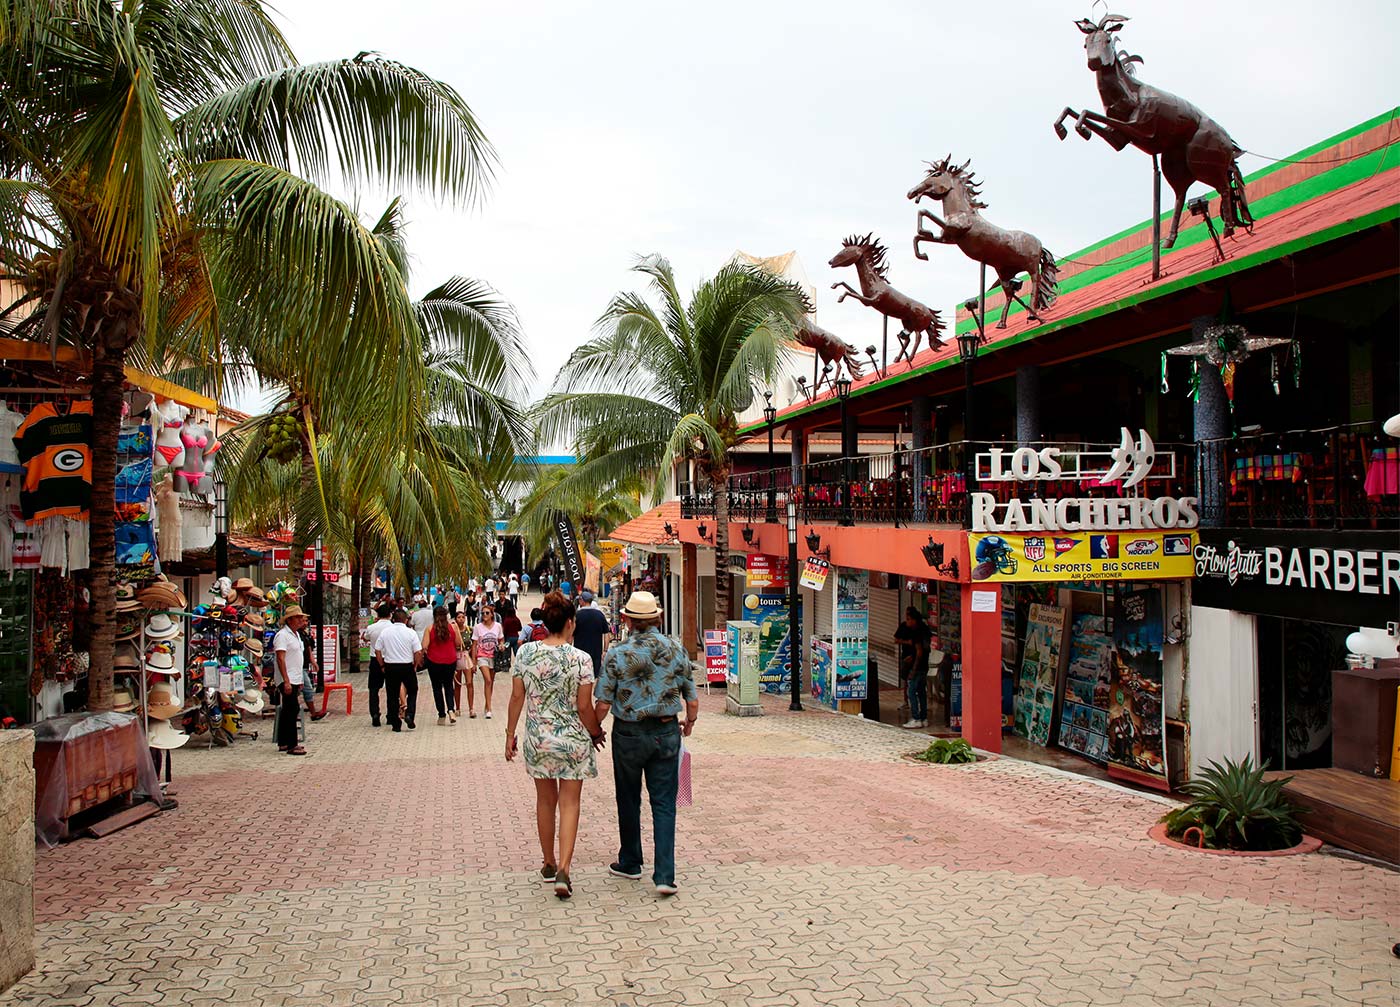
[593,591,698,896]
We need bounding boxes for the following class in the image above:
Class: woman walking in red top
[422,606,464,725]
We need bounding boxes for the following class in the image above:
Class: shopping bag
[676,740,693,809]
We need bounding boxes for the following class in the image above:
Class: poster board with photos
[1057,612,1113,763]
[1106,584,1169,790]
[1013,604,1069,746]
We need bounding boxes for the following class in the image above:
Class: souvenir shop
[0,350,278,840]
[920,531,1194,791]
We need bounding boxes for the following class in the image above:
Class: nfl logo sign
[1023,537,1047,562]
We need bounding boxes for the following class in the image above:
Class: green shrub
[914,738,978,764]
[1159,755,1305,851]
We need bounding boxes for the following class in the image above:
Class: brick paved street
[6,678,1399,1007]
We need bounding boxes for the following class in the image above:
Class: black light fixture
[1189,195,1225,262]
[957,328,981,365]
[865,345,882,380]
[663,521,675,539]
[697,521,714,543]
[763,391,777,523]
[920,535,959,578]
[213,470,228,580]
[795,375,812,402]
[804,530,829,558]
[741,526,756,547]
[762,390,776,427]
[834,375,853,400]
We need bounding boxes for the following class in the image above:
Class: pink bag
[676,741,692,809]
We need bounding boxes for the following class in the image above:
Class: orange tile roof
[609,501,681,546]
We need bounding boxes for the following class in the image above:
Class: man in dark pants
[593,591,698,897]
[361,603,394,727]
[894,607,931,729]
[373,608,422,732]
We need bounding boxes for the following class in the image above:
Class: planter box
[1147,822,1322,857]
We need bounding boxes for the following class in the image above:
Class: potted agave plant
[1152,755,1320,856]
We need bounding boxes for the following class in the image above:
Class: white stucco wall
[1187,605,1259,777]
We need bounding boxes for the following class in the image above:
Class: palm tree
[511,464,641,561]
[0,0,493,709]
[536,255,806,631]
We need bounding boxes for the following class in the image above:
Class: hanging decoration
[1160,325,1298,411]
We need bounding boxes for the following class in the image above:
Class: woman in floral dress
[505,590,605,898]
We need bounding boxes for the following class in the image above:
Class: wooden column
[682,542,699,658]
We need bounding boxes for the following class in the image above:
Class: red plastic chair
[319,682,353,716]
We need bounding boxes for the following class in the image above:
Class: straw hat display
[235,686,265,715]
[144,612,182,641]
[146,683,183,720]
[147,718,189,750]
[146,649,176,673]
[116,615,142,641]
[112,684,137,712]
[241,610,265,629]
[244,636,264,658]
[137,577,186,611]
[113,644,142,671]
[115,583,141,613]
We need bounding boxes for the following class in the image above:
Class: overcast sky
[279,0,1400,402]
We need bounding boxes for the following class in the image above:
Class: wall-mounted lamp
[804,530,830,559]
[663,521,676,540]
[697,521,714,544]
[741,526,756,547]
[795,375,813,403]
[920,536,958,578]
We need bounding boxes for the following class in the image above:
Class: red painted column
[959,582,1003,753]
[681,542,699,659]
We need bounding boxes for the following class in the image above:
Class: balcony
[1198,421,1398,529]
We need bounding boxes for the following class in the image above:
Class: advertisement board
[1105,585,1168,791]
[745,554,789,589]
[702,630,728,684]
[799,556,830,591]
[834,569,869,701]
[968,531,1196,583]
[307,624,338,684]
[741,591,799,694]
[810,638,833,707]
[1191,529,1399,625]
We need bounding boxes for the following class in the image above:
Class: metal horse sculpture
[795,314,865,380]
[1053,13,1253,249]
[908,156,1059,329]
[829,234,945,365]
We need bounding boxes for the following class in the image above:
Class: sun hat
[620,590,663,619]
[233,577,256,593]
[145,612,181,640]
[146,683,183,720]
[244,636,264,656]
[243,586,267,607]
[113,644,142,671]
[241,610,265,628]
[116,617,142,641]
[280,605,307,624]
[235,686,265,715]
[146,649,176,672]
[112,685,137,712]
[115,583,141,612]
[147,718,189,750]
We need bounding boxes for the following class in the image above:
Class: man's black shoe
[608,863,642,880]
[371,717,381,727]
[406,719,415,730]
[391,723,402,732]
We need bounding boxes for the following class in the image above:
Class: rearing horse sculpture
[829,234,945,365]
[908,156,1059,329]
[1053,13,1253,249]
[795,314,865,380]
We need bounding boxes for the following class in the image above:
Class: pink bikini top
[180,432,208,449]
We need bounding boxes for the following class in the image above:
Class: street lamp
[786,497,803,711]
[763,391,777,523]
[835,376,854,526]
[957,327,980,495]
[213,471,228,580]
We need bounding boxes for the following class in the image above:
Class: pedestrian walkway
[6,683,1397,1006]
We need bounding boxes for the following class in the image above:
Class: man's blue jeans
[611,718,682,886]
[907,670,928,722]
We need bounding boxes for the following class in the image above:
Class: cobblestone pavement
[7,679,1399,1006]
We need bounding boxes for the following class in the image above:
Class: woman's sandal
[554,868,572,898]
[285,746,307,755]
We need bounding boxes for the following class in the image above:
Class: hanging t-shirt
[14,401,93,521]
[0,404,24,470]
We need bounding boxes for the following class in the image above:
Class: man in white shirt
[484,575,497,605]
[361,602,395,727]
[409,598,434,635]
[374,608,423,732]
[274,607,310,754]
[507,573,520,604]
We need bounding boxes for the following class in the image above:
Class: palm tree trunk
[712,461,731,632]
[348,526,364,676]
[85,348,127,712]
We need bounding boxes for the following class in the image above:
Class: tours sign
[970,431,1199,534]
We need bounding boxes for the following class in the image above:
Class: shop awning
[609,501,682,547]
[0,337,218,413]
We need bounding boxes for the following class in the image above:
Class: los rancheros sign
[970,430,1199,534]
[1192,529,1400,626]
